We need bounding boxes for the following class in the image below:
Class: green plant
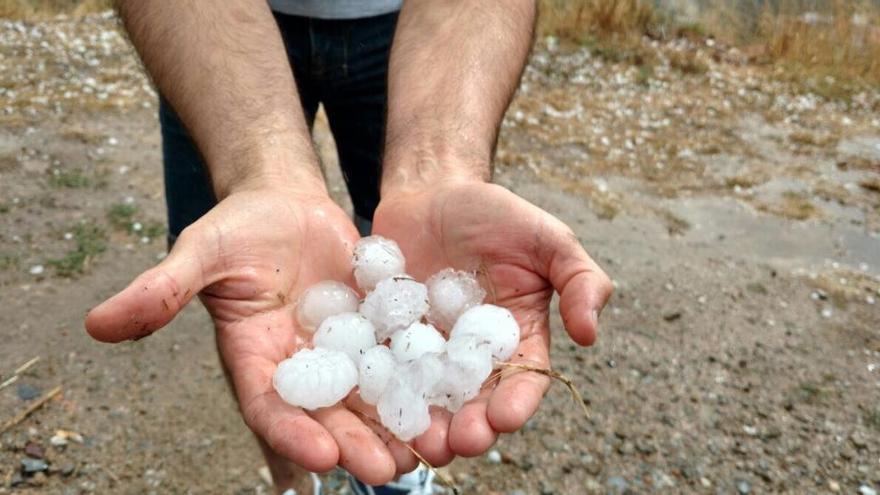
[107,203,138,231]
[48,222,107,277]
[49,168,91,189]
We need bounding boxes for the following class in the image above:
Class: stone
[29,472,47,486]
[10,473,25,487]
[635,438,656,455]
[21,457,48,474]
[24,442,44,459]
[541,436,566,452]
[60,462,76,477]
[581,454,603,475]
[16,383,41,401]
[617,441,636,456]
[584,478,602,494]
[607,476,628,494]
[859,485,877,495]
[735,479,751,494]
[486,450,502,464]
[850,432,868,450]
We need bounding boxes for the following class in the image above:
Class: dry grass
[748,0,880,96]
[756,191,822,221]
[0,0,110,19]
[538,0,880,98]
[538,0,657,41]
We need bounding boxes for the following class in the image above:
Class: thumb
[85,230,208,343]
[539,224,613,346]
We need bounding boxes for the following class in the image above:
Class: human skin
[86,0,613,491]
[88,0,400,490]
[374,0,614,468]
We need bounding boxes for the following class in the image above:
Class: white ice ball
[352,235,406,292]
[398,352,445,399]
[449,304,520,361]
[377,375,432,441]
[428,355,487,412]
[446,335,493,379]
[357,345,397,405]
[273,348,358,410]
[359,277,429,342]
[426,268,486,330]
[313,313,377,364]
[296,281,360,332]
[390,322,446,362]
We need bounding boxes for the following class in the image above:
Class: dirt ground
[1,12,879,495]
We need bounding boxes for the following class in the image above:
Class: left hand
[372,178,613,465]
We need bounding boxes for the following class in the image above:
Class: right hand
[85,185,405,485]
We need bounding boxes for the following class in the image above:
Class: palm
[86,189,399,484]
[373,181,612,458]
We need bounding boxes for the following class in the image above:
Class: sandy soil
[1,12,879,495]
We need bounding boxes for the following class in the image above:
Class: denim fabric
[160,11,397,242]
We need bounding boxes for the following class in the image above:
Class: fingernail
[589,309,599,330]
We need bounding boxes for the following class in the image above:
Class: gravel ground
[1,12,879,495]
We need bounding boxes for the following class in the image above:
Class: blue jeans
[160,10,398,241]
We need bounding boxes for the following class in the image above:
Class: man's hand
[373,179,613,459]
[85,187,401,485]
[377,0,607,463]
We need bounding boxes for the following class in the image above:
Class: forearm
[382,0,535,193]
[118,0,324,198]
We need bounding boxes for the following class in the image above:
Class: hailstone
[390,322,446,362]
[357,345,396,405]
[398,352,444,399]
[428,355,486,412]
[296,281,360,332]
[426,268,486,330]
[273,348,358,410]
[446,335,493,379]
[352,236,406,292]
[359,277,429,342]
[377,375,432,442]
[313,313,377,364]
[450,304,520,361]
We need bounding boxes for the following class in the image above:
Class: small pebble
[30,471,47,486]
[28,265,44,275]
[486,450,502,464]
[16,383,41,401]
[24,442,44,459]
[21,458,48,474]
[736,479,751,494]
[860,485,878,495]
[606,476,628,494]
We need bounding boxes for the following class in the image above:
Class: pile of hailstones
[273,236,520,441]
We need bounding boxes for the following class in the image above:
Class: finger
[309,404,397,485]
[487,333,551,433]
[413,407,455,468]
[538,226,613,346]
[235,355,340,473]
[85,227,209,342]
[448,388,497,457]
[343,394,419,476]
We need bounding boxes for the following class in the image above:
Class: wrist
[380,145,491,197]
[213,147,327,200]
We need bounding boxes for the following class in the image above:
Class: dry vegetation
[0,0,109,19]
[537,0,880,97]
